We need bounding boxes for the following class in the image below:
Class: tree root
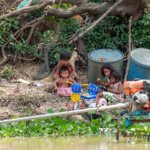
[0,43,8,66]
[0,16,44,65]
[26,22,39,43]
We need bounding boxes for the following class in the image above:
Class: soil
[0,62,87,119]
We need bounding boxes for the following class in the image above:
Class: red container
[142,100,150,110]
[148,100,150,110]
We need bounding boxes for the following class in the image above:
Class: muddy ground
[0,62,87,119]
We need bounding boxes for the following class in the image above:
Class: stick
[0,103,129,124]
[124,16,132,81]
[26,22,38,43]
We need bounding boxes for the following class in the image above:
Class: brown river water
[0,136,149,150]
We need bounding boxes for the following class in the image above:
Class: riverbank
[0,62,87,119]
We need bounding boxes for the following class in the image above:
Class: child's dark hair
[110,71,122,82]
[59,65,69,76]
[101,64,115,77]
[60,51,71,61]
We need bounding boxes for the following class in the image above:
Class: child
[54,65,75,96]
[96,71,124,105]
[108,71,123,95]
[97,64,115,88]
[54,51,78,80]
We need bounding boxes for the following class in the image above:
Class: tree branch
[0,0,148,21]
[0,0,85,20]
[26,22,39,43]
[45,3,108,18]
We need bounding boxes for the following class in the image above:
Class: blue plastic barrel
[127,48,150,80]
[88,49,124,84]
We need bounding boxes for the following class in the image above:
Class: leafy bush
[85,14,149,52]
[0,12,149,65]
[38,18,80,65]
[10,39,42,58]
[0,112,116,137]
[84,15,128,51]
[0,112,150,138]
[132,14,150,48]
[0,18,19,47]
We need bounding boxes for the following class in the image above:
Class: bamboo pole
[124,16,132,81]
[0,103,129,124]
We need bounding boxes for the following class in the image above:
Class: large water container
[88,49,124,84]
[127,48,150,80]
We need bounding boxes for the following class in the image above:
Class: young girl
[54,51,78,80]
[97,64,115,88]
[96,71,124,105]
[54,66,75,96]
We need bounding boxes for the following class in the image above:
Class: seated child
[54,65,75,96]
[54,51,78,80]
[97,64,115,89]
[96,70,124,105]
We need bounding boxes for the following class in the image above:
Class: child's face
[61,70,69,78]
[61,60,69,65]
[103,68,111,77]
[110,76,115,84]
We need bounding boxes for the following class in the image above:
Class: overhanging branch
[0,0,148,21]
[0,0,85,20]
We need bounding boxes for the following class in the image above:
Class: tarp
[17,0,32,10]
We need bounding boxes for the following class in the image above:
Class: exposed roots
[0,16,44,65]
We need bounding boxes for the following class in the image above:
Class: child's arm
[68,77,76,83]
[68,63,78,79]
[97,78,110,87]
[108,82,123,94]
[54,62,62,80]
[54,78,60,90]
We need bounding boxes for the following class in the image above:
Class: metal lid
[88,49,123,63]
[131,48,150,68]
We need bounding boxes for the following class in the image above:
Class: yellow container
[71,93,80,102]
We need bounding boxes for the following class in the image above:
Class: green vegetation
[125,123,150,137]
[0,17,19,47]
[85,14,150,51]
[0,113,150,138]
[0,113,115,137]
[132,14,150,48]
[0,13,149,65]
[38,18,79,65]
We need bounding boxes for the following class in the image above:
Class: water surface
[0,136,149,150]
